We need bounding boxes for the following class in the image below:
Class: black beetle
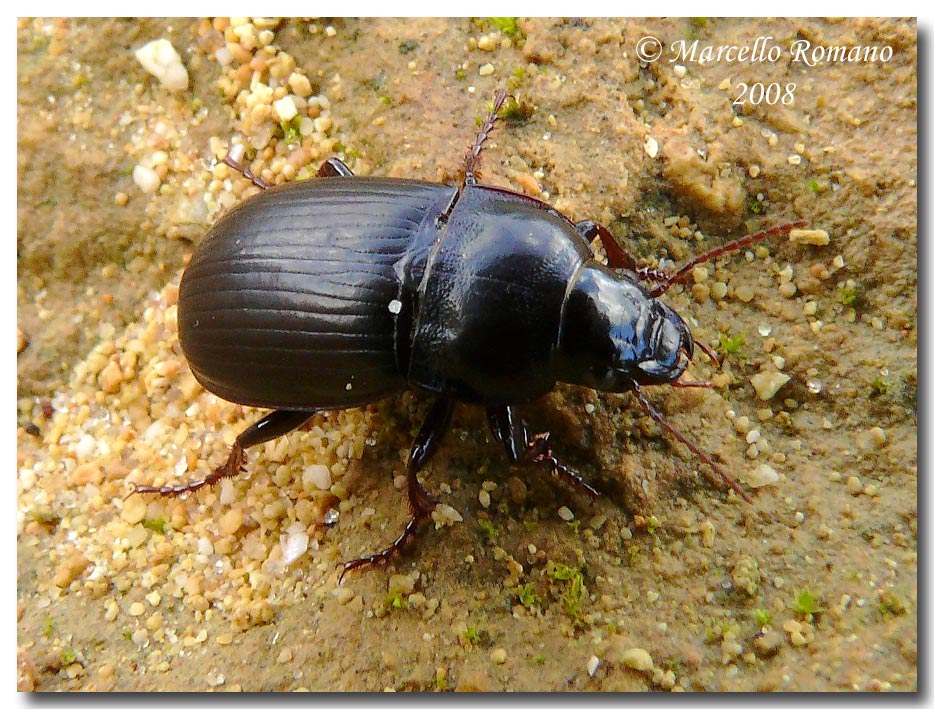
[135,91,805,577]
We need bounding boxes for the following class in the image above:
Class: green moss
[878,591,908,618]
[868,377,889,399]
[717,332,746,357]
[752,608,773,626]
[838,284,863,308]
[791,588,823,617]
[499,97,534,124]
[142,516,167,535]
[489,17,521,37]
[455,68,467,81]
[59,648,77,666]
[548,562,585,618]
[280,116,302,144]
[398,39,418,54]
[43,616,54,638]
[517,583,540,609]
[463,624,482,645]
[477,519,498,543]
[385,590,406,611]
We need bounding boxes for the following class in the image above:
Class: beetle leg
[488,405,600,500]
[574,220,641,271]
[630,382,752,503]
[221,155,269,190]
[462,88,509,187]
[130,409,313,497]
[340,397,455,580]
[317,157,355,178]
[486,405,526,463]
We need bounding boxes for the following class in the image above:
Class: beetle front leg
[340,397,455,580]
[487,405,600,500]
[130,409,313,497]
[575,220,640,272]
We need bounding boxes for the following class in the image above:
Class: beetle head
[557,264,695,392]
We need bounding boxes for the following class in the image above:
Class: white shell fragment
[788,228,831,246]
[281,532,309,565]
[134,39,189,91]
[644,135,659,158]
[747,463,781,488]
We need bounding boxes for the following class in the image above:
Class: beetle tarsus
[487,405,600,500]
[317,157,355,178]
[462,88,509,187]
[132,443,247,497]
[525,432,601,501]
[222,155,269,190]
[132,409,312,497]
[340,398,454,581]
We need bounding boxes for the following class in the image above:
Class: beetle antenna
[631,382,752,503]
[650,220,808,297]
[462,89,510,187]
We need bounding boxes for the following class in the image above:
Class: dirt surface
[17,18,916,692]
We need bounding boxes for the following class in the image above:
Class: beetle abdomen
[179,178,454,410]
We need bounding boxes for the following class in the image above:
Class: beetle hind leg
[340,398,455,581]
[130,409,313,497]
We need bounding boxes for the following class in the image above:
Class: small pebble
[134,38,189,91]
[121,494,147,525]
[133,165,161,194]
[644,136,659,158]
[479,63,495,76]
[273,96,297,122]
[789,228,831,246]
[219,507,243,535]
[303,464,331,491]
[619,647,654,673]
[750,371,790,401]
[557,506,574,521]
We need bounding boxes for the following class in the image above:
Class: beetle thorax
[557,263,694,392]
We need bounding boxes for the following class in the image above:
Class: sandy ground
[17,18,916,692]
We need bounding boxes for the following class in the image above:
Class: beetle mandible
[134,91,806,578]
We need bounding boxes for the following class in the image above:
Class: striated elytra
[136,91,805,578]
